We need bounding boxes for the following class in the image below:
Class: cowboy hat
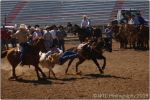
[19,24,27,30]
[83,15,87,18]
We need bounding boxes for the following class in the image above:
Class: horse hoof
[42,74,47,78]
[100,70,104,74]
[76,71,82,75]
[8,76,17,80]
[48,76,51,79]
[102,67,105,70]
[65,72,68,75]
[38,77,43,81]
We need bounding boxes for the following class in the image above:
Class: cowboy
[67,22,72,33]
[50,25,58,47]
[81,15,90,28]
[11,24,30,65]
[43,26,53,51]
[32,27,43,41]
[104,24,113,52]
[81,15,91,37]
[56,25,67,52]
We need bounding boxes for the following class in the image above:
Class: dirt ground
[1,40,149,99]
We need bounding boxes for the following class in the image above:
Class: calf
[39,52,61,79]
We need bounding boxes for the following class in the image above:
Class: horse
[125,24,139,49]
[72,24,87,43]
[65,37,108,74]
[92,26,102,40]
[137,25,149,50]
[72,24,102,43]
[112,24,128,48]
[1,38,47,80]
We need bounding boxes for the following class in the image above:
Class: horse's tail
[1,50,8,58]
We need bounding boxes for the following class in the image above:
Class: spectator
[56,25,67,52]
[32,27,43,41]
[104,24,113,52]
[1,26,9,50]
[50,25,58,47]
[43,26,53,51]
[67,22,72,33]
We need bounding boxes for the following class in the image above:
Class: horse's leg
[36,66,46,78]
[92,58,104,74]
[34,67,41,80]
[48,69,51,78]
[9,65,17,80]
[101,56,106,70]
[50,69,57,79]
[12,66,17,78]
[75,58,85,74]
[65,58,75,74]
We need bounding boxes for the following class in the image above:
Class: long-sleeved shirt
[43,30,53,40]
[81,19,90,28]
[32,31,43,40]
[56,30,66,40]
[105,28,112,38]
[12,30,29,43]
[50,30,57,39]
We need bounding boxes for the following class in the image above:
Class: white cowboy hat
[83,15,87,18]
[19,24,27,30]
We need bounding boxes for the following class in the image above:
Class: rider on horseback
[11,24,30,65]
[81,15,91,38]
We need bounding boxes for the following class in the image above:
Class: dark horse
[65,38,108,74]
[1,38,47,80]
[72,24,87,43]
[72,24,102,43]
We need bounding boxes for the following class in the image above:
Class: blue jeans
[20,42,29,63]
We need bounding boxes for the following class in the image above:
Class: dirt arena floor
[1,40,149,99]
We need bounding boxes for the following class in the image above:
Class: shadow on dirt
[55,73,131,82]
[9,73,131,85]
[11,78,52,85]
[84,73,131,79]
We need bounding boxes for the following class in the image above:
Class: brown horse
[137,25,149,49]
[1,38,47,80]
[65,38,107,74]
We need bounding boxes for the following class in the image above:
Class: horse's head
[33,38,47,53]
